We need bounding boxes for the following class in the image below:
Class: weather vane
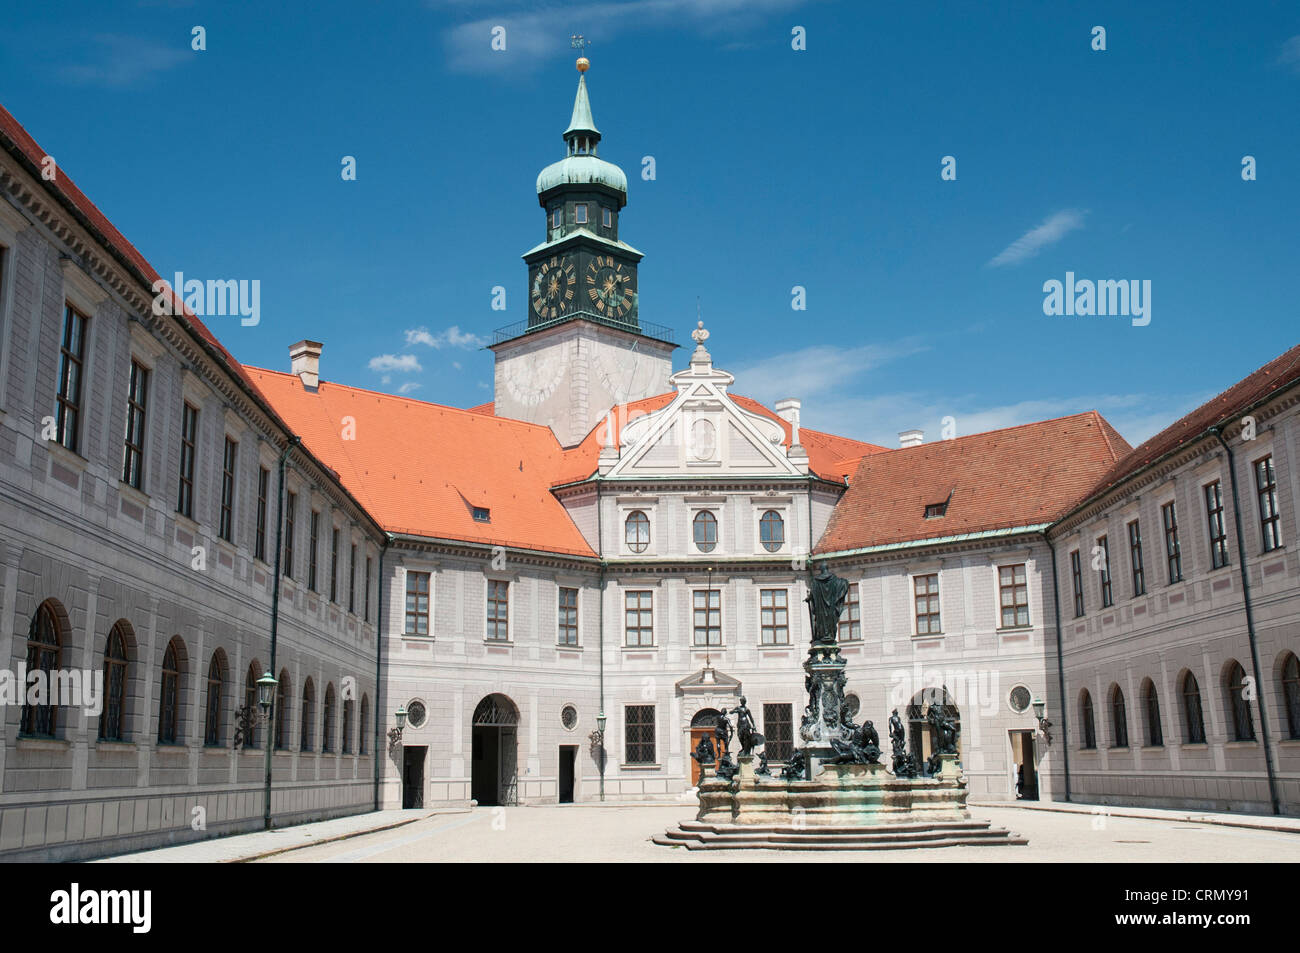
[570,34,590,52]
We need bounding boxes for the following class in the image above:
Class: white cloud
[1281,35,1300,72]
[368,354,422,373]
[405,325,487,350]
[987,209,1087,267]
[61,35,190,88]
[729,339,930,405]
[398,381,422,394]
[434,0,813,73]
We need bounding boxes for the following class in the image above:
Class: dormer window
[602,207,612,228]
[924,501,948,519]
[575,204,588,225]
[473,507,491,523]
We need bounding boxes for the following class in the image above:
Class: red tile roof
[247,369,598,557]
[1078,342,1300,505]
[815,412,1132,553]
[550,392,887,485]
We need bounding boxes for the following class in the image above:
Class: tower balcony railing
[491,310,678,348]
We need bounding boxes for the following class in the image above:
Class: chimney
[899,429,924,449]
[775,398,802,446]
[289,340,323,389]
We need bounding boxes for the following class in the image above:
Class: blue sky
[3,0,1297,447]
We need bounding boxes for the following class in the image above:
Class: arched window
[1225,660,1255,741]
[342,695,355,754]
[624,511,649,553]
[157,638,183,745]
[300,678,315,752]
[359,694,370,755]
[693,511,717,553]
[1182,671,1206,744]
[244,663,260,748]
[1079,690,1096,749]
[21,602,63,737]
[275,669,291,750]
[1109,685,1128,748]
[322,683,336,753]
[1282,652,1300,740]
[759,510,785,553]
[203,650,225,746]
[1142,679,1163,747]
[100,623,130,741]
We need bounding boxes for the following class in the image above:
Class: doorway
[558,745,577,803]
[688,708,728,787]
[1010,730,1038,800]
[470,694,520,806]
[402,745,427,809]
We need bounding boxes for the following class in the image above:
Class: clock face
[531,256,577,321]
[586,256,634,320]
[503,346,569,407]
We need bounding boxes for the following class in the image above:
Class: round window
[561,704,578,731]
[1009,686,1031,713]
[406,700,427,728]
[844,693,860,716]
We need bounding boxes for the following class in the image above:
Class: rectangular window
[176,402,198,518]
[625,590,653,646]
[1255,455,1281,552]
[349,543,357,612]
[219,437,237,542]
[283,491,296,577]
[551,208,561,228]
[624,704,655,764]
[1127,520,1145,597]
[364,556,373,622]
[472,506,490,523]
[692,589,721,646]
[998,564,1029,628]
[121,360,149,488]
[1097,535,1112,607]
[838,582,861,641]
[763,703,794,762]
[405,570,430,635]
[55,304,88,453]
[308,511,320,591]
[1070,550,1085,617]
[558,587,579,646]
[1205,480,1229,569]
[487,579,509,640]
[602,207,612,228]
[913,574,940,635]
[255,467,269,561]
[330,527,340,602]
[574,204,588,225]
[1162,501,1182,583]
[759,589,789,645]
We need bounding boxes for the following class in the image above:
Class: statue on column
[733,696,765,757]
[805,561,849,646]
[889,708,917,777]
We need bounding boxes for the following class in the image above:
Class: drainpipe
[374,534,391,812]
[596,476,606,802]
[1209,426,1281,815]
[1046,533,1071,802]
[265,435,301,831]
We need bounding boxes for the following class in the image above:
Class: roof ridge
[246,366,564,437]
[882,410,1109,451]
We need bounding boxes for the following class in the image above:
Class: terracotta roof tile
[1080,342,1300,503]
[815,412,1132,553]
[247,369,598,558]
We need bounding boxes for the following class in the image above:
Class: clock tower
[491,57,677,447]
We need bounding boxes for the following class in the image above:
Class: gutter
[1046,533,1071,802]
[816,523,1053,561]
[264,435,300,830]
[1209,426,1281,815]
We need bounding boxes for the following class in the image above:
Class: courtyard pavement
[85,801,1299,863]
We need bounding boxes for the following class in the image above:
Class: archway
[471,693,520,806]
[688,707,728,786]
[906,687,962,770]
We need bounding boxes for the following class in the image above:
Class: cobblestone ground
[257,804,1300,863]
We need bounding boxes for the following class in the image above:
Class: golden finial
[576,56,589,72]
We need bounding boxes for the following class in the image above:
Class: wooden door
[689,727,727,786]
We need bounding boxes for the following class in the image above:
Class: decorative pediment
[675,665,742,695]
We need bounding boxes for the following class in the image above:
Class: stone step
[677,818,994,836]
[654,819,1027,850]
[653,831,1028,850]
